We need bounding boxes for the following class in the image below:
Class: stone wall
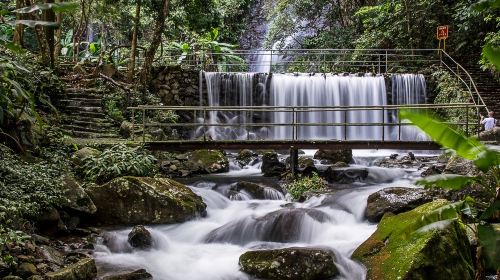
[152,66,202,107]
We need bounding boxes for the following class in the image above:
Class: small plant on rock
[77,144,157,183]
[284,172,326,200]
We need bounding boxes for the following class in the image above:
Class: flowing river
[93,151,426,280]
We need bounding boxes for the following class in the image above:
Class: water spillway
[198,72,428,141]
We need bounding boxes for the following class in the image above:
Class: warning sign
[437,26,449,40]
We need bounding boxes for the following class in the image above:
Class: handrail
[128,103,484,143]
[440,50,488,112]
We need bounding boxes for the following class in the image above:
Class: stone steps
[58,74,120,139]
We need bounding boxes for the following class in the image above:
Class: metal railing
[128,103,485,145]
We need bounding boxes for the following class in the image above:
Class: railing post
[344,109,348,140]
[131,108,135,141]
[382,107,385,141]
[203,108,207,142]
[378,54,381,74]
[398,110,402,141]
[269,50,273,73]
[385,50,388,73]
[292,107,296,140]
[465,104,469,137]
[290,146,298,177]
[142,107,146,143]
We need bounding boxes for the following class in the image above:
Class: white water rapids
[93,157,419,280]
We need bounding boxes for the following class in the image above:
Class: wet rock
[421,164,445,177]
[36,206,64,234]
[186,150,229,173]
[0,260,10,278]
[103,269,153,280]
[128,226,153,249]
[239,247,338,280]
[205,208,330,244]
[478,126,500,142]
[31,234,50,245]
[39,245,64,266]
[16,263,37,278]
[234,181,266,199]
[314,149,352,164]
[86,177,206,226]
[60,176,97,214]
[45,258,97,280]
[2,276,22,280]
[353,200,474,280]
[365,187,436,222]
[120,121,135,138]
[71,147,101,166]
[443,155,480,176]
[321,167,368,183]
[236,149,257,166]
[261,152,286,177]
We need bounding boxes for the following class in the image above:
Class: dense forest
[0,0,499,279]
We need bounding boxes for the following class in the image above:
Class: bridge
[128,103,483,152]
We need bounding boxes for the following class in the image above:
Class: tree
[140,0,169,84]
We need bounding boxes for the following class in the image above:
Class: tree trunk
[54,0,63,61]
[474,245,485,280]
[13,0,24,47]
[43,0,56,68]
[140,0,170,85]
[128,0,141,82]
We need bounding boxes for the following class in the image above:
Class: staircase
[462,64,500,115]
[59,73,120,139]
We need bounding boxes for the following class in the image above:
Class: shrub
[76,144,157,183]
[283,172,326,200]
[0,144,66,225]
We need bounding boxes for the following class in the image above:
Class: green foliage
[430,69,478,134]
[76,144,157,183]
[283,172,326,200]
[0,144,66,225]
[400,109,500,272]
[104,98,124,123]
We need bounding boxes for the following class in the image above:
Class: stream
[93,150,429,280]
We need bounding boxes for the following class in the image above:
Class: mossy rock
[45,258,97,280]
[71,147,101,166]
[186,150,229,173]
[352,199,474,280]
[61,176,97,214]
[86,177,206,226]
[313,149,352,164]
[239,247,338,280]
[443,155,480,176]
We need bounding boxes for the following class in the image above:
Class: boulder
[352,200,474,280]
[239,247,338,280]
[120,121,135,138]
[0,260,10,278]
[314,149,352,164]
[16,263,37,278]
[478,126,500,142]
[443,155,480,176]
[60,177,97,214]
[185,150,229,173]
[45,258,97,280]
[321,167,368,183]
[103,269,153,280]
[128,226,153,249]
[421,164,445,177]
[86,177,206,225]
[234,181,266,199]
[236,149,257,166]
[205,208,330,244]
[365,187,437,222]
[71,147,101,166]
[261,152,286,177]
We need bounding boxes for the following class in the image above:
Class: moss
[187,150,229,173]
[353,200,474,280]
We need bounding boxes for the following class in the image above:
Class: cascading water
[199,72,428,141]
[391,74,428,140]
[93,160,420,280]
[270,73,389,140]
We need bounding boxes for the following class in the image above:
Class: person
[480,111,497,131]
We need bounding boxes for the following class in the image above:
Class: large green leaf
[477,224,500,270]
[482,44,500,72]
[416,174,478,190]
[14,2,79,14]
[399,109,484,160]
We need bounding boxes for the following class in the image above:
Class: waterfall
[200,72,427,141]
[391,74,428,140]
[270,74,389,140]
